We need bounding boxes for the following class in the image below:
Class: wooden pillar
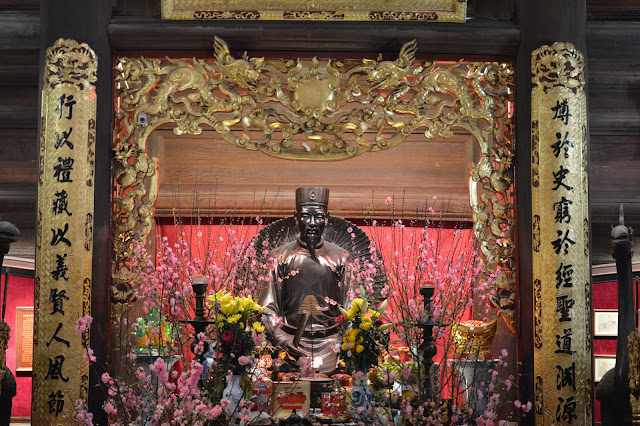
[37,1,113,423]
[516,1,590,425]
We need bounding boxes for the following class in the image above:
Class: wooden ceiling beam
[0,13,39,50]
[108,16,520,56]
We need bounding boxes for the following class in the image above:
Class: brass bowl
[451,319,497,359]
[332,373,353,387]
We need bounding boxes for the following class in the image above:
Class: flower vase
[222,374,244,418]
[350,373,373,420]
[454,359,498,416]
[136,354,181,425]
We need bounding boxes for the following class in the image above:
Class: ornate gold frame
[112,38,516,331]
[161,0,466,22]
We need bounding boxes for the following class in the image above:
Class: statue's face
[296,204,327,244]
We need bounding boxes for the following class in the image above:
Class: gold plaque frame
[112,39,516,331]
[161,0,466,22]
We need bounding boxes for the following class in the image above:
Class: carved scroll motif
[112,38,516,331]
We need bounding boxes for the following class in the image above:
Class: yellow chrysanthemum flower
[360,319,372,331]
[345,329,360,343]
[356,345,365,353]
[252,322,265,333]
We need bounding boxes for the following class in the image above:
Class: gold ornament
[161,0,466,22]
[112,38,516,331]
[451,319,497,359]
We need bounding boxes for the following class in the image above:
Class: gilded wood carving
[112,38,516,331]
[531,42,591,425]
[161,0,466,22]
[628,332,640,422]
[34,38,96,423]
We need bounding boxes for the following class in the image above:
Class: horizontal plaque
[161,0,466,22]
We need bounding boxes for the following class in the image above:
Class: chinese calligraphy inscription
[33,38,96,423]
[531,42,591,425]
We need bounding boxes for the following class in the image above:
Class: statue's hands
[282,342,310,360]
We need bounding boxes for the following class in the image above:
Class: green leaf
[359,285,366,299]
[339,306,348,316]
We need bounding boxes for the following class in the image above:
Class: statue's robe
[259,237,350,373]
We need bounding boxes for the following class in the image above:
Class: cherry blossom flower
[75,315,93,333]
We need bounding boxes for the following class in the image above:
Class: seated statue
[258,187,351,374]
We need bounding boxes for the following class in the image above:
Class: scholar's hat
[295,187,329,207]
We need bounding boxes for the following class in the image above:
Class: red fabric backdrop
[592,279,630,423]
[1,274,33,418]
[156,220,476,398]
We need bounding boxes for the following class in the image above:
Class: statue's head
[295,187,329,248]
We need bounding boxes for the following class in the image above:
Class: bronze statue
[258,187,351,374]
[596,205,634,425]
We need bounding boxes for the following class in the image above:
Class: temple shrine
[1,1,640,425]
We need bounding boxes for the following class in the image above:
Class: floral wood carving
[112,38,517,331]
[44,38,97,91]
[629,332,640,421]
[531,41,585,95]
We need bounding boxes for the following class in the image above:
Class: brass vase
[451,319,497,359]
